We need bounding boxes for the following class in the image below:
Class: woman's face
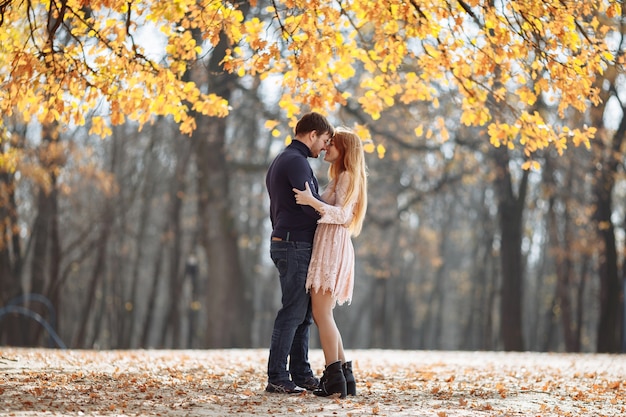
[324,139,340,163]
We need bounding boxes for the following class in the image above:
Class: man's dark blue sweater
[266,140,322,243]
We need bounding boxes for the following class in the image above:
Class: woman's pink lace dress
[306,172,356,306]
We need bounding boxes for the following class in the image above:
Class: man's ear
[304,131,316,145]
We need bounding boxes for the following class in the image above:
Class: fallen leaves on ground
[1,348,625,416]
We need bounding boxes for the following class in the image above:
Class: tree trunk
[140,239,165,348]
[370,276,388,348]
[26,122,62,346]
[422,213,449,349]
[188,18,252,347]
[124,152,159,348]
[588,62,624,353]
[589,119,624,353]
[544,157,578,352]
[0,162,23,345]
[576,256,590,351]
[491,146,527,351]
[73,136,118,348]
[462,187,495,350]
[159,137,192,348]
[593,171,622,352]
[195,115,251,346]
[485,254,498,350]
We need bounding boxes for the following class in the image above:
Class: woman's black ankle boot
[314,361,347,398]
[342,361,356,396]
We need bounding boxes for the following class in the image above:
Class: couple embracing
[265,112,368,398]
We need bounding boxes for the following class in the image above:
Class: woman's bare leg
[311,289,345,366]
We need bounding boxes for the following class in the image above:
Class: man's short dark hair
[295,112,334,137]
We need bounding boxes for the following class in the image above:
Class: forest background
[0,0,625,354]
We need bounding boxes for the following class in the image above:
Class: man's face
[310,131,332,158]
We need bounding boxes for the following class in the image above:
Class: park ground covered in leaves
[1,348,625,417]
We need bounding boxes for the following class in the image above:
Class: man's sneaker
[294,375,319,391]
[265,381,305,394]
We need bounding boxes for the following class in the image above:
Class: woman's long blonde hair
[328,127,368,236]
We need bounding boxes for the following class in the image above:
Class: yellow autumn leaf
[521,160,540,171]
[265,120,279,130]
[353,124,371,141]
[376,143,386,159]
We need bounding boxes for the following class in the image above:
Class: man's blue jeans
[268,240,315,384]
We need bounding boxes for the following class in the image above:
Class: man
[265,112,334,394]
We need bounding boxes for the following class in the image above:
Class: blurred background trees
[0,0,624,352]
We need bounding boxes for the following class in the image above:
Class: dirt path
[1,348,624,416]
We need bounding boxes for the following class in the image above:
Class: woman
[293,127,368,398]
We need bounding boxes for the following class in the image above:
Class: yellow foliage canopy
[0,0,232,138]
[0,0,621,157]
